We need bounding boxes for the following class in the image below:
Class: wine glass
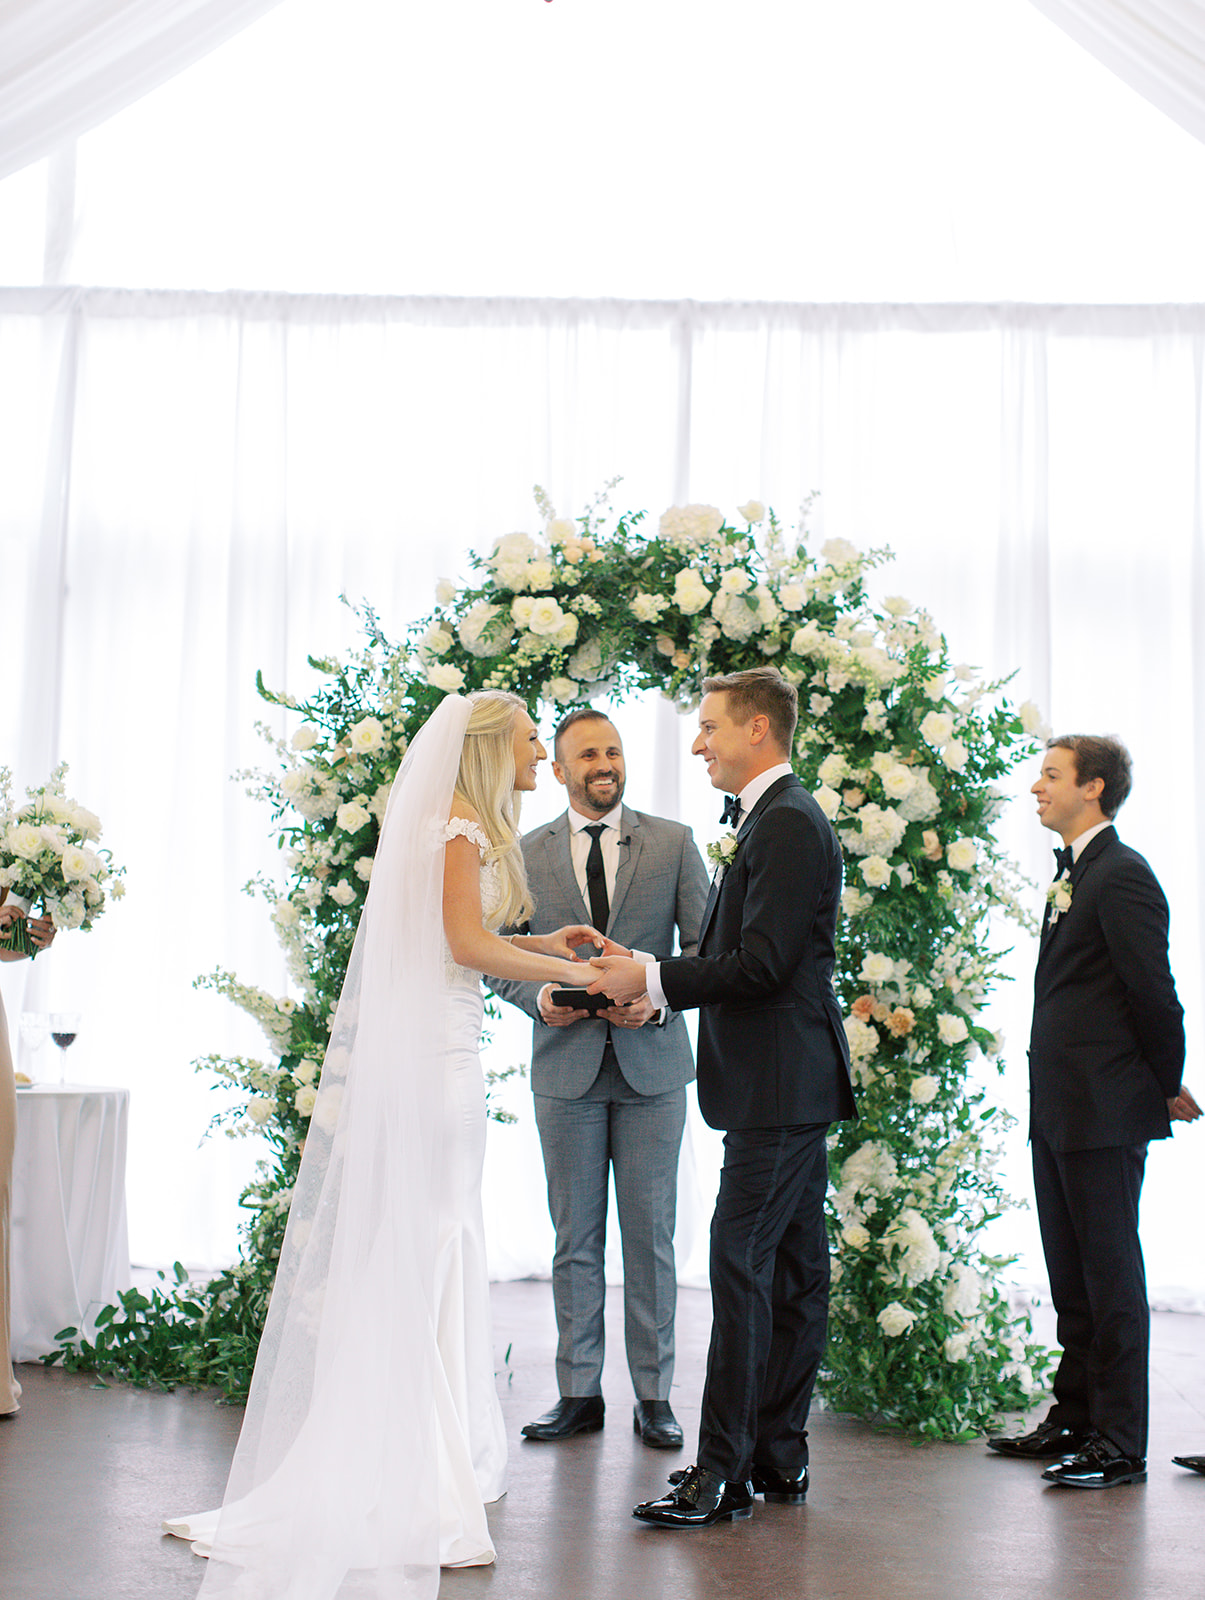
[19,1012,49,1084]
[49,1011,80,1086]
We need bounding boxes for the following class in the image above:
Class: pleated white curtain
[1030,0,1205,144]
[0,0,283,182]
[1,288,1202,1300]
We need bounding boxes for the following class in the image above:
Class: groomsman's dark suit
[657,772,856,1484]
[1028,823,1184,1465]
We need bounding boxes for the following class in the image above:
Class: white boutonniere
[707,831,740,879]
[1046,877,1073,923]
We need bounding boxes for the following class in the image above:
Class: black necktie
[1053,845,1073,876]
[719,794,743,828]
[583,824,609,933]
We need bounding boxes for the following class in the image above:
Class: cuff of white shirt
[639,955,668,1016]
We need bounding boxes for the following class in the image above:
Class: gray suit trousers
[533,1045,686,1399]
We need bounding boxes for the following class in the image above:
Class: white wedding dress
[165,699,509,1600]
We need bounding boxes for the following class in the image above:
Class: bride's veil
[199,693,474,1600]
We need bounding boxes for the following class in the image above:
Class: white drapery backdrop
[1,288,1202,1300]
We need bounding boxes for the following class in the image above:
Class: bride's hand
[540,924,628,961]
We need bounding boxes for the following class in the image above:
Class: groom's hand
[601,996,657,1028]
[587,955,649,1006]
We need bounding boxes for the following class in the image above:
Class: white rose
[1019,700,1051,738]
[737,499,766,523]
[841,886,873,917]
[510,595,536,627]
[790,620,826,657]
[546,518,577,544]
[347,716,385,755]
[7,822,43,859]
[459,600,512,658]
[817,753,848,787]
[813,785,841,821]
[631,591,668,623]
[543,677,576,702]
[911,984,933,1009]
[673,568,713,615]
[291,724,320,751]
[841,1222,871,1251]
[719,567,752,595]
[434,577,457,605]
[882,595,911,616]
[555,612,580,647]
[777,581,808,611]
[293,1060,319,1086]
[919,710,955,747]
[944,1332,972,1362]
[354,856,374,882]
[859,855,892,888]
[942,739,969,772]
[881,765,915,801]
[936,1012,969,1046]
[946,837,978,872]
[69,805,102,840]
[420,625,454,658]
[328,879,357,906]
[335,801,371,833]
[821,537,859,567]
[909,1074,939,1105]
[427,663,466,692]
[809,693,832,717]
[294,1085,319,1117]
[489,531,536,568]
[527,596,567,636]
[247,1098,275,1125]
[877,1301,917,1338]
[313,1083,344,1134]
[60,845,90,880]
[273,899,301,928]
[859,951,894,985]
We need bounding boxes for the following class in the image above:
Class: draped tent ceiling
[3,0,1205,187]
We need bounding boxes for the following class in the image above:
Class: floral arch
[58,486,1050,1435]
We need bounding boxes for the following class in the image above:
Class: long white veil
[197,693,474,1600]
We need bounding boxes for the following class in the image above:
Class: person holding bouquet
[0,889,56,1416]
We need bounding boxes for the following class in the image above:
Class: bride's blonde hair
[453,690,535,927]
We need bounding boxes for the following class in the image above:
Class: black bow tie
[720,794,743,828]
[1053,845,1073,876]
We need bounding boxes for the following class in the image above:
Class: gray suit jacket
[490,806,710,1098]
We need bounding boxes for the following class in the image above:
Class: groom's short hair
[702,667,798,754]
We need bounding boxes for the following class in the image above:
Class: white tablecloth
[10,1084,133,1361]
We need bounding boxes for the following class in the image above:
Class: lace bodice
[441,817,505,989]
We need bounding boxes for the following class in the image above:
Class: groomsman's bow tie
[1053,845,1073,875]
[720,794,743,827]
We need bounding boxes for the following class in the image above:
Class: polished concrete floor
[2,1282,1202,1600]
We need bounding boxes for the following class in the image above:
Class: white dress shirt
[643,763,795,1011]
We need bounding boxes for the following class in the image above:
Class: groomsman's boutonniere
[1046,878,1073,924]
[707,832,740,880]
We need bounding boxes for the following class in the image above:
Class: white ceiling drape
[0,0,283,182]
[1029,0,1205,144]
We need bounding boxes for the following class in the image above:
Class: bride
[167,691,610,1598]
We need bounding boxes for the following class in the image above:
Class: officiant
[490,709,709,1449]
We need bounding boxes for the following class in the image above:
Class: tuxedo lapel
[1037,826,1116,966]
[696,774,799,949]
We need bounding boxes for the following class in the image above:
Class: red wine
[51,1032,77,1049]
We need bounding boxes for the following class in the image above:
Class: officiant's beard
[569,768,625,817]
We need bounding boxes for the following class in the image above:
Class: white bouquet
[0,764,125,955]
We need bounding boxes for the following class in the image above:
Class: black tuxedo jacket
[659,773,856,1132]
[1029,825,1184,1152]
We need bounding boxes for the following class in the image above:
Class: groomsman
[491,709,709,1448]
[988,735,1199,1487]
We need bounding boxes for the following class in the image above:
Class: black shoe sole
[633,1505,753,1526]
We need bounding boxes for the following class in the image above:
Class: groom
[590,667,856,1526]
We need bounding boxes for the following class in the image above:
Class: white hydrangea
[659,503,725,546]
[840,1140,899,1198]
[942,1263,984,1319]
[897,770,941,822]
[842,803,907,858]
[459,601,513,658]
[884,1207,942,1286]
[813,785,840,821]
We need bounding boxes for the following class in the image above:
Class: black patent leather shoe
[751,1463,809,1503]
[634,1400,684,1450]
[521,1396,604,1441]
[1173,1455,1205,1475]
[633,1464,753,1527]
[986,1418,1091,1459]
[1041,1434,1147,1488]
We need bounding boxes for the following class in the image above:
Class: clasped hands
[0,901,56,958]
[536,926,656,1028]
